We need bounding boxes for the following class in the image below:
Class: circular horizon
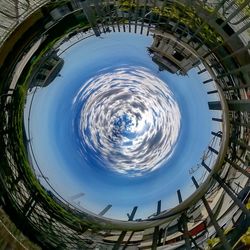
[24,30,213,220]
[74,65,181,177]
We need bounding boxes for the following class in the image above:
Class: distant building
[32,51,64,88]
[148,29,198,75]
[50,5,71,21]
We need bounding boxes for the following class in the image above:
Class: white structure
[149,29,198,75]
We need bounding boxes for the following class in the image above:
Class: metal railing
[0,0,50,48]
[0,0,249,249]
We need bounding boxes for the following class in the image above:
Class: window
[172,50,185,61]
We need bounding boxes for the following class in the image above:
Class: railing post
[220,0,250,27]
[112,206,138,250]
[201,162,250,218]
[177,190,192,250]
[192,177,232,250]
[208,101,222,110]
[99,204,112,216]
[152,200,161,250]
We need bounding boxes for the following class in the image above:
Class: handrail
[0,0,49,48]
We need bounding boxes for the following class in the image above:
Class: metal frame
[0,0,249,249]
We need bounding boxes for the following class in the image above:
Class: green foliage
[235,0,250,16]
[119,0,137,11]
[151,4,223,45]
[233,227,250,249]
[207,237,220,248]
[0,208,41,249]
[203,5,215,13]
[3,21,99,241]
[241,227,250,245]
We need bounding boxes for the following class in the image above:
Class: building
[0,0,249,249]
[32,50,64,88]
[148,30,198,75]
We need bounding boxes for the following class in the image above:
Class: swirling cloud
[72,66,181,177]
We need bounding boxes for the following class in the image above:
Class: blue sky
[24,30,215,220]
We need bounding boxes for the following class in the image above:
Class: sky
[23,29,220,220]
